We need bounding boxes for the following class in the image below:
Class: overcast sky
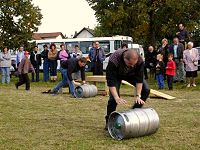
[32,0,97,37]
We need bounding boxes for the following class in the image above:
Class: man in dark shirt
[169,37,185,82]
[30,46,41,82]
[41,44,49,82]
[105,48,150,130]
[91,41,106,75]
[50,57,87,97]
[176,23,188,47]
[144,46,157,79]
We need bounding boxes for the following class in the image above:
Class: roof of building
[73,27,94,38]
[32,32,65,40]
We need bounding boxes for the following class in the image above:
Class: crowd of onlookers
[0,41,106,91]
[144,24,199,90]
[0,24,199,91]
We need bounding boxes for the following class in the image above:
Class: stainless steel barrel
[75,84,98,98]
[108,108,159,140]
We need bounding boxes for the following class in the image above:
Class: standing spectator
[104,48,150,130]
[48,43,58,82]
[88,41,96,72]
[155,54,165,90]
[0,47,11,84]
[71,45,82,58]
[30,46,41,82]
[70,45,82,80]
[15,51,34,90]
[166,54,176,90]
[144,46,157,79]
[157,38,169,80]
[176,23,189,47]
[16,46,25,67]
[169,37,185,83]
[41,44,49,82]
[157,38,169,67]
[57,44,70,62]
[57,44,70,87]
[91,41,105,75]
[183,42,199,87]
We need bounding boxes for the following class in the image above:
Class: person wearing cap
[15,51,35,90]
[104,48,150,130]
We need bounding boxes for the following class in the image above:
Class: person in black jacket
[30,46,41,82]
[104,48,150,130]
[155,54,165,89]
[41,44,49,82]
[144,46,157,79]
[176,23,189,47]
[168,37,185,82]
[49,57,87,97]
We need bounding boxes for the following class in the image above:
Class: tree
[86,0,200,48]
[0,0,42,50]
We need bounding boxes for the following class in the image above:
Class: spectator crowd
[0,23,199,91]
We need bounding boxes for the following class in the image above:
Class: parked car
[194,47,200,71]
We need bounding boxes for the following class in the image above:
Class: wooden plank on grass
[150,89,176,100]
[86,76,106,82]
[122,80,176,100]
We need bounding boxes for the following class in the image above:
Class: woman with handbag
[183,42,199,87]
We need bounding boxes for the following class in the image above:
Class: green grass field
[0,73,199,150]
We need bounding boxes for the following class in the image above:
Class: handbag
[194,61,198,66]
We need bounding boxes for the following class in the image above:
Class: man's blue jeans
[1,67,10,84]
[51,67,75,95]
[43,60,49,82]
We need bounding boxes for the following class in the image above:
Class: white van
[102,44,145,70]
[128,44,145,60]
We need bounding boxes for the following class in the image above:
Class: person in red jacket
[166,53,176,90]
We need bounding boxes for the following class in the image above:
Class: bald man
[105,48,150,130]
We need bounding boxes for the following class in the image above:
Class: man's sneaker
[70,93,77,98]
[187,84,191,87]
[192,84,196,87]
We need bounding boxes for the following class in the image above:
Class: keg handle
[123,114,129,122]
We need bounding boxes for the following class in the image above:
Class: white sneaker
[187,84,191,87]
[192,84,196,87]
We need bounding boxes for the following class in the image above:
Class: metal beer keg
[108,108,159,140]
[75,84,98,98]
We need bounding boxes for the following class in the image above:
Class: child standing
[155,54,165,89]
[15,51,35,90]
[166,54,176,90]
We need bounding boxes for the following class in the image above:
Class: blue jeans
[43,60,49,81]
[1,67,10,84]
[49,60,57,76]
[156,74,164,89]
[52,67,75,95]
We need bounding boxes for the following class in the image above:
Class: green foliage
[0,0,42,50]
[86,0,200,47]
